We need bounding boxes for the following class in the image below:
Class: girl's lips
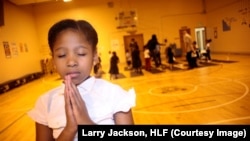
[67,72,80,78]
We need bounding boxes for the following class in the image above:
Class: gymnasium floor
[0,53,250,140]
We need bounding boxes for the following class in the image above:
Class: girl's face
[52,29,96,85]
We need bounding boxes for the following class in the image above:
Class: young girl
[28,19,136,141]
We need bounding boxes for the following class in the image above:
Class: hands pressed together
[57,75,94,140]
[64,75,94,126]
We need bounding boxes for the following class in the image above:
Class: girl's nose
[67,55,78,67]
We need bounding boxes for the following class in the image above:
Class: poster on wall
[3,41,11,58]
[11,42,18,57]
[222,17,236,32]
[222,20,231,31]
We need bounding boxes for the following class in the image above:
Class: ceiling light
[63,0,72,2]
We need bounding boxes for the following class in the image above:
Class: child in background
[125,49,132,70]
[143,45,151,71]
[205,39,212,62]
[28,19,136,141]
[191,41,198,67]
[167,46,174,70]
[93,53,102,78]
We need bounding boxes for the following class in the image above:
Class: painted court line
[133,79,249,115]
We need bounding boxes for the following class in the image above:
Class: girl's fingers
[67,76,83,114]
[66,75,92,124]
[65,75,74,118]
[63,75,78,129]
[64,75,71,112]
[70,81,83,106]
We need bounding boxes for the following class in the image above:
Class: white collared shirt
[28,76,136,140]
[184,33,193,52]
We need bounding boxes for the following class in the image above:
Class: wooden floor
[1,54,250,140]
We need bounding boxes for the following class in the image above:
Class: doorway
[123,34,144,64]
[194,27,206,52]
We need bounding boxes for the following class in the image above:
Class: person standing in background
[146,34,162,67]
[205,39,212,62]
[191,41,198,67]
[93,53,102,78]
[183,30,195,69]
[109,51,120,79]
[132,45,142,74]
[167,46,174,70]
[125,49,132,70]
[144,45,151,71]
[129,38,138,51]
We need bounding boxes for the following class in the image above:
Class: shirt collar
[58,76,95,96]
[77,76,95,92]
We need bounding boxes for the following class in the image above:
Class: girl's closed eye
[58,54,66,58]
[78,53,86,56]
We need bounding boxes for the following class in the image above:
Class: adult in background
[183,30,196,69]
[129,38,138,51]
[146,34,162,67]
[132,45,142,74]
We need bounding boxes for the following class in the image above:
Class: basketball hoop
[116,10,138,34]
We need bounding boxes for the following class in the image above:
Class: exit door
[194,27,206,52]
